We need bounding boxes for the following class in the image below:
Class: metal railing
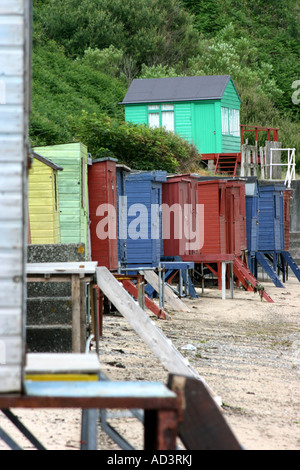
[260,148,296,187]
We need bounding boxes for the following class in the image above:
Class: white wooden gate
[0,1,31,393]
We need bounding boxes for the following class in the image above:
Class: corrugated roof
[121,75,240,104]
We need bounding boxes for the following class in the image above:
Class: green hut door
[193,103,217,154]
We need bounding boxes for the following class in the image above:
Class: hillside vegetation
[31,0,300,171]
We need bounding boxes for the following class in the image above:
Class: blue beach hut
[124,171,167,267]
[245,178,260,254]
[245,180,300,285]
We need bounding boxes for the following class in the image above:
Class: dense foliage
[31,0,300,170]
[71,111,200,173]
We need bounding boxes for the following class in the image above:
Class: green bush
[71,111,200,173]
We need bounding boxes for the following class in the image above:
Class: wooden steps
[233,257,273,303]
[215,154,238,176]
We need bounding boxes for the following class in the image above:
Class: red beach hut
[88,158,118,270]
[196,179,227,255]
[162,174,200,257]
[224,180,247,257]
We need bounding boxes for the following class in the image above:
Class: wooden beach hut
[245,181,300,285]
[88,158,118,270]
[224,179,247,257]
[124,171,167,267]
[162,174,200,258]
[196,179,228,256]
[180,177,273,302]
[33,143,89,259]
[28,153,63,244]
[116,164,131,266]
[122,75,242,175]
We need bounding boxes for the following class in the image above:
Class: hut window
[149,111,160,129]
[148,104,174,132]
[161,104,174,132]
[221,107,240,137]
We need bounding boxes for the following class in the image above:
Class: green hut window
[221,107,240,137]
[148,104,174,132]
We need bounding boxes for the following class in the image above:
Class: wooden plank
[121,279,169,319]
[0,337,23,364]
[0,105,24,133]
[27,276,94,283]
[0,49,24,76]
[0,312,22,336]
[0,366,22,393]
[0,250,23,277]
[141,270,190,312]
[25,353,101,375]
[25,380,178,400]
[0,16,24,46]
[0,194,23,220]
[0,136,24,162]
[144,409,178,450]
[80,279,87,352]
[0,1,24,15]
[0,283,23,308]
[26,262,98,275]
[168,374,242,450]
[71,274,81,353]
[25,374,99,382]
[96,267,220,403]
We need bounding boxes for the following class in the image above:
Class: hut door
[194,103,216,153]
[227,190,240,255]
[226,192,234,254]
[108,168,117,264]
[234,195,241,255]
[151,185,162,263]
[219,187,226,253]
[251,195,259,252]
[274,193,281,250]
[180,182,189,256]
[283,192,290,250]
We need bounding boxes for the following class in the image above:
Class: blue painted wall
[245,180,259,253]
[124,171,167,266]
[257,184,285,252]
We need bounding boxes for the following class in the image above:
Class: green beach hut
[121,75,242,174]
[33,143,89,259]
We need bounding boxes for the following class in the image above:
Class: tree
[34,0,200,69]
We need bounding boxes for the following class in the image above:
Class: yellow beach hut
[28,152,63,244]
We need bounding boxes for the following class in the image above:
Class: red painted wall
[197,180,227,255]
[88,159,118,270]
[162,175,200,257]
[225,181,247,256]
